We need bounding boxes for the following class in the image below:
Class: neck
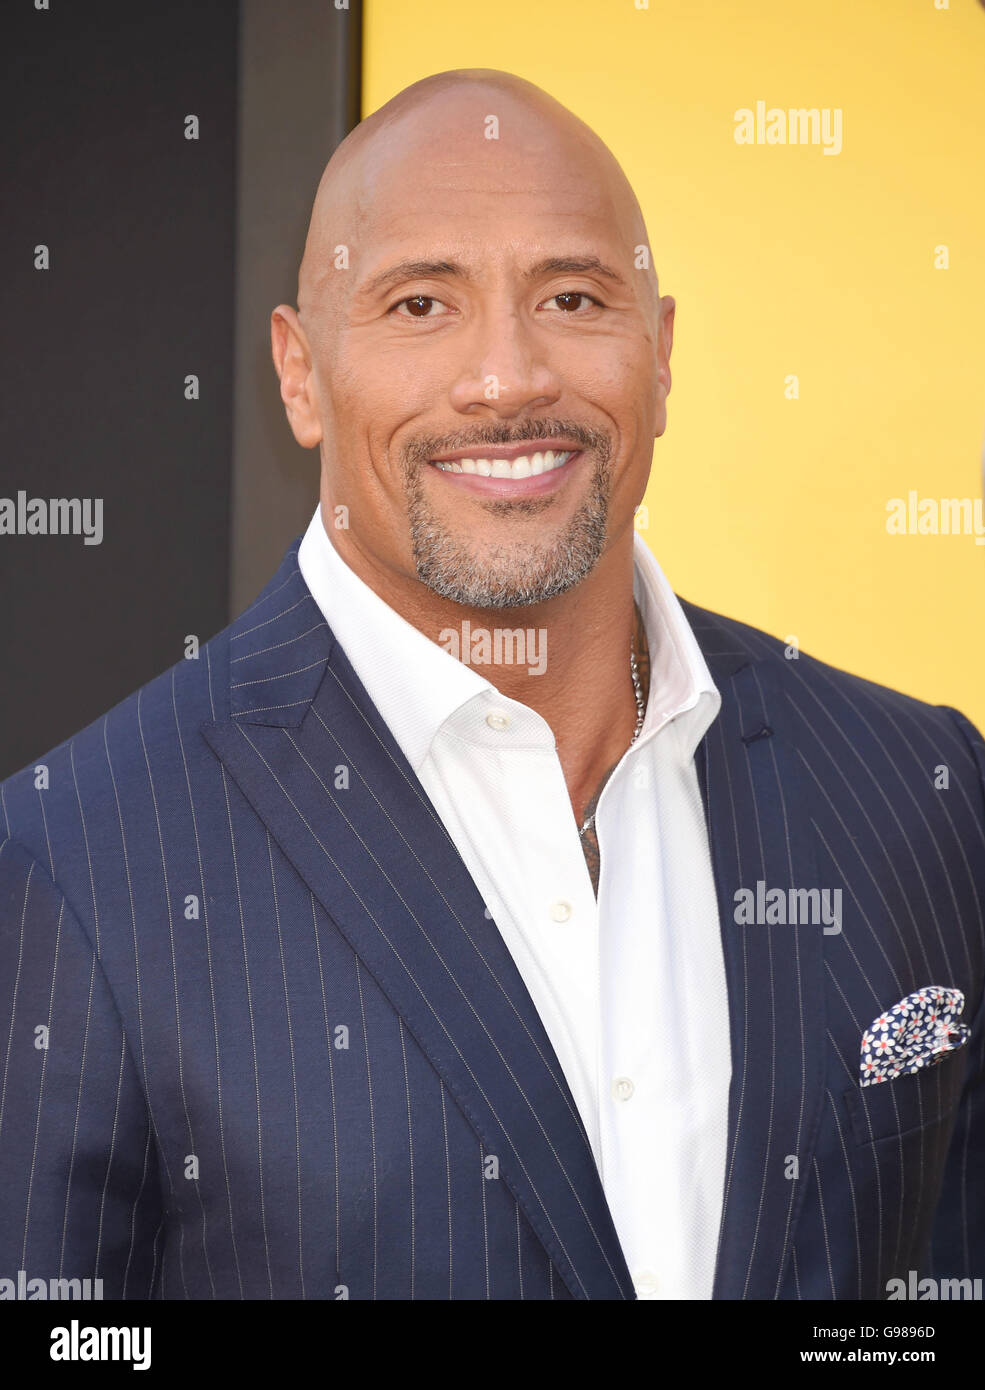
[327,518,650,828]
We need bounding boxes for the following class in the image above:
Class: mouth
[426,443,583,497]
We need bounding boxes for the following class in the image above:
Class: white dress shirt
[298,506,732,1299]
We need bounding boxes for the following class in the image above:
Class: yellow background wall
[364,0,985,732]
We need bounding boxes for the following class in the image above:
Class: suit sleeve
[0,837,163,1298]
[928,707,985,1282]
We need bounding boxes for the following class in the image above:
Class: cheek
[327,342,445,435]
[561,333,656,397]
[318,349,428,515]
[324,345,392,416]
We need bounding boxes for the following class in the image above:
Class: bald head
[296,68,660,336]
[272,66,675,618]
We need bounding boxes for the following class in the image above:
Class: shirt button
[485,710,511,731]
[550,900,573,923]
[634,1270,659,1297]
[612,1076,635,1102]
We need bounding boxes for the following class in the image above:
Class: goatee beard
[401,424,613,610]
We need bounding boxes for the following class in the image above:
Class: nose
[447,307,562,417]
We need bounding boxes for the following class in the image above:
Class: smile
[430,449,575,479]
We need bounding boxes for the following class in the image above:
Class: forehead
[343,98,631,260]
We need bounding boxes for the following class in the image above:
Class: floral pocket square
[860,986,970,1087]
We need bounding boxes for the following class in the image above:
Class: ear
[271,305,323,449]
[653,295,675,439]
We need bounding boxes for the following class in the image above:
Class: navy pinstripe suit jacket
[1,538,983,1300]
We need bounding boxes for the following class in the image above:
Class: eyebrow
[359,254,628,298]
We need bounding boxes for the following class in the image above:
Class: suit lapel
[201,546,634,1301]
[682,602,827,1299]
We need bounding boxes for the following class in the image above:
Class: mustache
[402,419,612,467]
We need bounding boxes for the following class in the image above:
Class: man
[0,69,982,1302]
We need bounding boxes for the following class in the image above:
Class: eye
[391,294,450,318]
[540,291,603,313]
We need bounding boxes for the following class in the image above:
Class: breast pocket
[843,1047,968,1146]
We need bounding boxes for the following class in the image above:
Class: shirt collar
[297,506,491,773]
[631,529,722,760]
[297,506,721,772]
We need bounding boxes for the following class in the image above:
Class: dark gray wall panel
[230,0,362,614]
[0,2,361,780]
[0,0,238,778]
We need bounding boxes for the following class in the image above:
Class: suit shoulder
[0,615,232,863]
[679,596,984,752]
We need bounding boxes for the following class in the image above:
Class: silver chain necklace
[578,635,646,839]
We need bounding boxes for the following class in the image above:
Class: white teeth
[431,449,574,479]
